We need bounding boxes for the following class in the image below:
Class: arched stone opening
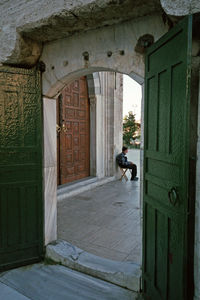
[42,11,200,297]
[43,67,143,253]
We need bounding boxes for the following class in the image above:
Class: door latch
[168,187,179,206]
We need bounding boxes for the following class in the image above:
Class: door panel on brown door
[58,77,90,184]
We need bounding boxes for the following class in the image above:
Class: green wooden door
[0,66,44,270]
[143,16,193,299]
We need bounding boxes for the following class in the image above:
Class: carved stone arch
[86,72,101,98]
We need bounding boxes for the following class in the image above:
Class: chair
[119,167,131,181]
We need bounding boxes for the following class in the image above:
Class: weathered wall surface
[41,14,167,97]
[0,0,161,65]
[2,0,200,66]
[161,0,200,16]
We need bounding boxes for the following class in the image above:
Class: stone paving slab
[58,149,142,264]
[0,282,30,300]
[46,240,141,292]
[0,264,138,300]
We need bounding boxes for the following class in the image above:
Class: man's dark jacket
[116,152,131,167]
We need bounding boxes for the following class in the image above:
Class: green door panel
[0,66,44,270]
[143,16,192,299]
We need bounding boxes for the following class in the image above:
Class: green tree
[123,111,140,146]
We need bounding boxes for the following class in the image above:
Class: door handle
[168,187,179,206]
[62,123,67,133]
[56,124,61,133]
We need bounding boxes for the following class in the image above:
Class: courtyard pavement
[58,150,142,265]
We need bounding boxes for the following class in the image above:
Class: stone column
[104,72,115,177]
[96,90,105,179]
[43,97,57,245]
[98,71,123,178]
[89,95,97,176]
[113,73,123,179]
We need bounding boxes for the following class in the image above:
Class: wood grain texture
[143,16,193,300]
[57,77,90,184]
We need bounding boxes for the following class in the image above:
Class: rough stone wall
[161,0,200,16]
[2,0,200,66]
[0,0,162,65]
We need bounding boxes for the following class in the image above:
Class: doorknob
[168,187,179,206]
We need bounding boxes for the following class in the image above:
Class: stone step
[57,176,115,201]
[46,240,141,292]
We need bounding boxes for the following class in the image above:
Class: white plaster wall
[43,98,57,245]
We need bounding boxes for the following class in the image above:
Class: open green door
[143,16,193,299]
[0,66,44,270]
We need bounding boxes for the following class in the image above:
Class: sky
[123,74,142,121]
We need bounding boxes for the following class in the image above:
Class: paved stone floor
[0,263,138,299]
[58,150,142,264]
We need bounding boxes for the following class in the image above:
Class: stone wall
[41,15,167,97]
[161,0,200,16]
[1,0,200,66]
[0,0,162,65]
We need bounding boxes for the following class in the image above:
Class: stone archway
[41,13,168,245]
[1,1,200,297]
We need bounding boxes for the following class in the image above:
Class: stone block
[46,240,141,292]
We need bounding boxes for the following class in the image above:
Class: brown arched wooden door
[57,77,90,185]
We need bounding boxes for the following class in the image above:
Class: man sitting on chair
[116,146,138,181]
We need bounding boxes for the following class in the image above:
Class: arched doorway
[41,16,198,299]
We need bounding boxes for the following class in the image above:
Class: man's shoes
[131,177,139,181]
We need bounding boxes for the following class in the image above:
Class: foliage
[123,111,141,147]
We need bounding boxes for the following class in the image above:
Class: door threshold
[57,176,115,202]
[46,240,141,292]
